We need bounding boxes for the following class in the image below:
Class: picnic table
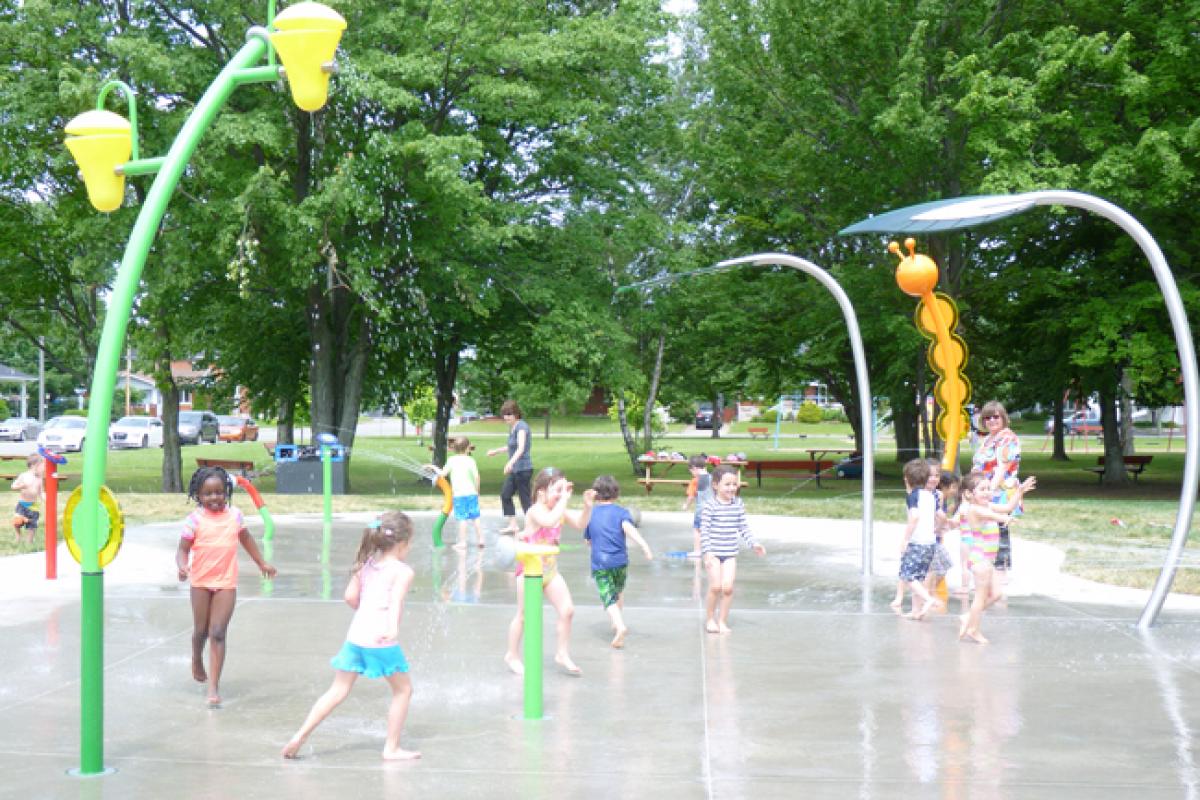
[743,448,856,488]
[636,455,747,493]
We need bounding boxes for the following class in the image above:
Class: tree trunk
[431,341,460,468]
[544,411,551,440]
[1120,369,1135,456]
[711,392,724,439]
[893,394,920,462]
[276,392,296,446]
[615,390,641,476]
[1099,388,1128,486]
[1050,393,1067,461]
[643,332,665,450]
[152,319,183,494]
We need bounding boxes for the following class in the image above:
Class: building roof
[0,364,36,383]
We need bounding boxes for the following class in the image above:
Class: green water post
[516,544,558,720]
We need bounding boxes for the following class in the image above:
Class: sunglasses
[982,414,1001,421]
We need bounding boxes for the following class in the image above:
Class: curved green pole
[74,31,274,776]
[96,81,140,161]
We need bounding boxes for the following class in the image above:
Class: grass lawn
[4,421,1196,594]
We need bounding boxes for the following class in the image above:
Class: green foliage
[821,406,848,423]
[756,409,779,423]
[797,402,823,424]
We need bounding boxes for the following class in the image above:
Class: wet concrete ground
[2,512,1200,799]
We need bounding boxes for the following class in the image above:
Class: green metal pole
[522,573,545,720]
[322,443,332,535]
[74,32,272,776]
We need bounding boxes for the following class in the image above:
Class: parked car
[37,416,89,453]
[0,417,41,441]
[218,415,259,442]
[695,403,715,430]
[178,411,219,445]
[109,416,164,449]
[458,410,481,424]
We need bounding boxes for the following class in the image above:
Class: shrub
[821,406,847,423]
[757,409,778,423]
[797,401,823,424]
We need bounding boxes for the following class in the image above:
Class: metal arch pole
[1022,191,1199,629]
[73,32,272,776]
[718,254,875,576]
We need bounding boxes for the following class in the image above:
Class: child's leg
[692,527,701,556]
[890,579,905,611]
[188,587,214,683]
[908,577,941,619]
[203,587,238,704]
[606,602,627,648]
[958,544,972,593]
[703,556,721,632]
[544,574,579,674]
[716,558,738,632]
[962,564,991,644]
[504,578,525,675]
[381,672,420,760]
[281,670,358,757]
[454,518,467,550]
[473,518,484,547]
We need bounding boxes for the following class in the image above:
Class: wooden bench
[262,441,277,457]
[744,459,837,487]
[195,458,257,476]
[747,427,769,439]
[0,473,76,483]
[1088,454,1153,483]
[1072,424,1104,436]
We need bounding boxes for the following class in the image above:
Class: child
[11,452,44,545]
[924,470,960,599]
[681,454,711,557]
[175,466,276,707]
[891,459,943,620]
[584,475,653,648]
[958,471,1037,644]
[436,436,483,550]
[504,467,594,676]
[890,459,940,614]
[283,511,420,760]
[700,465,765,634]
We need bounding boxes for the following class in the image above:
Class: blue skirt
[330,641,410,678]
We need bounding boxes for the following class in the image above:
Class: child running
[584,475,653,648]
[958,471,1037,644]
[504,467,594,676]
[435,435,484,550]
[924,470,960,600]
[176,466,276,707]
[700,465,765,634]
[10,452,44,545]
[891,458,943,620]
[681,454,711,557]
[283,511,420,760]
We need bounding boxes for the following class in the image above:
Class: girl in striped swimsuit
[700,465,766,634]
[959,471,1037,644]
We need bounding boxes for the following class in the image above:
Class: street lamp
[841,190,1200,629]
[62,2,347,776]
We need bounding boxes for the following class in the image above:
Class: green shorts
[592,566,628,608]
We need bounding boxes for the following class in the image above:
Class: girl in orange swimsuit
[504,467,595,676]
[958,471,1036,645]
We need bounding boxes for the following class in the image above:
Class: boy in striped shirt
[700,465,766,633]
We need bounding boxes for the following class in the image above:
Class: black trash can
[275,447,348,494]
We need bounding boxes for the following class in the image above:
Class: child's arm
[564,489,596,530]
[238,526,277,578]
[175,537,193,581]
[739,506,765,556]
[988,476,1036,515]
[11,472,30,492]
[383,564,414,643]
[343,572,362,609]
[901,509,918,552]
[472,460,480,494]
[622,520,653,560]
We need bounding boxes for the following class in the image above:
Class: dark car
[178,410,219,445]
[695,403,715,430]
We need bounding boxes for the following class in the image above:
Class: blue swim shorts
[453,494,481,521]
[330,641,410,678]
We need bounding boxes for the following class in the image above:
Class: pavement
[2,512,1200,799]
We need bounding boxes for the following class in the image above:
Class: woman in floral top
[971,400,1021,573]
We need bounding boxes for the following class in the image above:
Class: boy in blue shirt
[584,475,653,648]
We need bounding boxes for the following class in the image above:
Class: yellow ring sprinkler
[890,238,972,471]
[515,543,560,720]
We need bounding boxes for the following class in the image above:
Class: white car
[37,416,89,453]
[0,417,41,441]
[109,416,164,449]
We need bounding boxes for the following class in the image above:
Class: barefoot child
[504,467,594,676]
[700,465,765,634]
[10,453,44,545]
[434,436,484,549]
[283,511,420,760]
[958,472,1037,644]
[584,475,653,648]
[176,466,276,707]
[891,459,941,613]
[681,454,711,556]
[892,459,943,620]
[924,470,960,600]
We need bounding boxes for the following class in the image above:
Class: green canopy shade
[839,194,1037,234]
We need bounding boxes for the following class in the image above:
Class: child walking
[700,465,765,634]
[283,511,420,760]
[891,459,942,614]
[891,459,943,620]
[681,454,711,557]
[924,470,960,600]
[176,466,276,707]
[435,436,484,549]
[958,471,1036,644]
[11,452,44,545]
[504,467,594,676]
[584,475,653,648]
